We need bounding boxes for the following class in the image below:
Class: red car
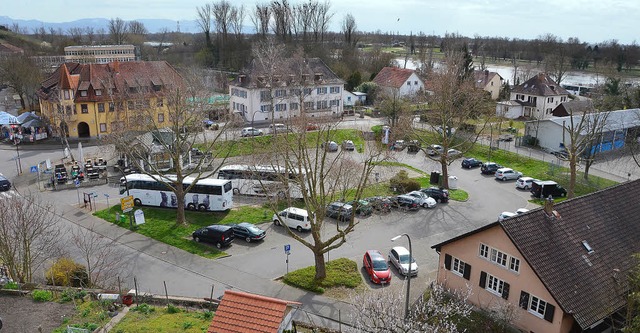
[363,250,392,284]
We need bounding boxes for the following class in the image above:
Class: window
[519,291,555,322]
[407,81,411,86]
[99,123,107,132]
[479,243,489,259]
[95,89,102,96]
[81,104,88,114]
[316,100,328,109]
[547,97,554,103]
[414,81,418,85]
[290,88,301,96]
[303,88,313,95]
[444,254,471,280]
[275,89,286,97]
[109,102,115,112]
[289,102,299,110]
[275,103,287,112]
[480,272,509,299]
[330,99,340,107]
[260,105,272,112]
[304,101,314,110]
[546,108,552,114]
[509,257,520,273]
[330,86,341,94]
[317,87,327,94]
[97,103,105,112]
[156,99,164,107]
[158,113,164,123]
[260,90,271,102]
[490,248,508,267]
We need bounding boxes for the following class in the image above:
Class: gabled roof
[552,99,594,117]
[0,41,24,54]
[207,290,301,333]
[432,179,640,330]
[372,67,419,89]
[473,70,502,88]
[512,73,569,96]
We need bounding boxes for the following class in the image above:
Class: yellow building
[37,61,183,138]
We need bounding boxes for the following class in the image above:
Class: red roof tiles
[372,66,416,89]
[208,290,301,333]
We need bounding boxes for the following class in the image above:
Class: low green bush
[131,303,155,315]
[167,303,181,314]
[283,258,361,294]
[3,281,19,290]
[32,289,54,302]
[46,258,89,287]
[389,170,421,193]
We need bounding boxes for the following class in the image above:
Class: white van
[269,123,287,134]
[273,207,312,231]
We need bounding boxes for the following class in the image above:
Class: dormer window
[582,240,594,254]
[95,89,102,96]
[302,74,309,81]
[314,73,323,81]
[152,84,161,92]
[80,90,88,97]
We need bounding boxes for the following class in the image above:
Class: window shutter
[544,304,556,323]
[502,282,510,300]
[519,291,530,309]
[444,254,452,270]
[463,263,471,280]
[479,271,487,288]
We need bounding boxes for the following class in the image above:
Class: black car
[326,202,354,221]
[229,222,266,243]
[461,158,482,169]
[420,187,449,203]
[192,225,235,249]
[54,164,68,184]
[480,162,502,175]
[390,195,420,211]
[407,140,421,153]
[0,174,11,191]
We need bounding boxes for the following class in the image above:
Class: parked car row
[192,221,268,249]
[363,246,420,285]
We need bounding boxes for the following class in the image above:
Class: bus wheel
[134,198,142,206]
[198,204,207,212]
[233,188,240,195]
[277,191,286,199]
[187,203,196,210]
[274,219,281,226]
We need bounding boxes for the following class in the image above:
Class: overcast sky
[2,0,637,44]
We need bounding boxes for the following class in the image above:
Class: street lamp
[391,233,412,320]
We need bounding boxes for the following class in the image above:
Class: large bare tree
[250,3,271,38]
[342,13,357,47]
[0,192,63,283]
[0,54,42,111]
[196,3,213,49]
[108,17,129,45]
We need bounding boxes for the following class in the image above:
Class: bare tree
[342,13,357,47]
[196,3,213,48]
[310,0,333,43]
[109,69,231,225]
[349,282,473,332]
[0,54,42,111]
[229,4,246,38]
[67,27,84,44]
[69,225,131,289]
[127,20,148,35]
[108,17,129,45]
[417,52,492,189]
[293,0,316,42]
[250,3,271,38]
[270,0,293,42]
[0,192,63,283]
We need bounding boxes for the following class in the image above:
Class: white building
[64,45,139,64]
[229,58,345,124]
[372,66,424,98]
[343,91,367,107]
[496,73,570,119]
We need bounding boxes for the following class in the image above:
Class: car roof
[519,177,536,181]
[330,202,352,208]
[283,207,308,215]
[0,174,8,181]
[391,246,410,255]
[496,167,513,172]
[501,212,516,216]
[237,222,254,227]
[366,250,385,260]
[206,225,231,231]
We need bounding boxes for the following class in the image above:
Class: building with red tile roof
[473,70,503,100]
[372,66,424,98]
[207,290,301,333]
[37,61,183,138]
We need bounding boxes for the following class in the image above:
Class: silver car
[388,246,418,276]
[405,191,437,208]
[495,167,523,181]
[241,127,263,137]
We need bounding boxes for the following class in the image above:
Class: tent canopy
[0,111,19,125]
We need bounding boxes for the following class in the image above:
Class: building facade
[496,73,570,119]
[64,45,139,64]
[372,66,424,98]
[432,180,640,333]
[474,70,503,100]
[37,61,183,138]
[229,58,344,124]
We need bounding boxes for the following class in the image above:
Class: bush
[60,289,87,303]
[32,289,54,302]
[3,281,19,290]
[46,258,89,287]
[131,303,155,315]
[167,303,181,314]
[389,170,421,193]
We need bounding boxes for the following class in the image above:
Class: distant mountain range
[0,16,201,34]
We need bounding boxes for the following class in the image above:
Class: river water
[395,58,640,87]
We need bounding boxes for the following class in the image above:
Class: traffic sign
[74,179,81,187]
[284,244,291,254]
[30,165,38,173]
[120,195,134,211]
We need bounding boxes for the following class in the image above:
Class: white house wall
[526,120,565,151]
[397,73,424,97]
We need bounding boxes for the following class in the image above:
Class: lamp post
[391,233,412,320]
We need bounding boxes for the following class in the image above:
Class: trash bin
[448,176,458,189]
[430,171,441,184]
[122,294,133,306]
[120,214,127,223]
[115,213,120,222]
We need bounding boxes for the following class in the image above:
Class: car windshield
[398,254,415,264]
[372,258,389,271]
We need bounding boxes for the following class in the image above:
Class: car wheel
[297,226,303,232]
[422,203,428,208]
[198,204,207,212]
[216,242,222,249]
[187,203,196,210]
[525,185,530,190]
[502,177,507,181]
[273,219,281,226]
[245,237,251,243]
[194,236,201,242]
[134,198,142,206]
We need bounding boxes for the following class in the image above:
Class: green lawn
[111,304,213,333]
[94,205,271,259]
[53,299,113,333]
[282,258,362,294]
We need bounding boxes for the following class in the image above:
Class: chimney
[238,75,246,83]
[543,195,554,216]
[485,69,489,78]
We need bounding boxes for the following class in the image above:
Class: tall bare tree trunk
[314,250,326,281]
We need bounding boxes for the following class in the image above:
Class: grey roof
[512,73,569,96]
[549,108,640,135]
[232,57,344,89]
[552,100,595,116]
[433,179,640,329]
